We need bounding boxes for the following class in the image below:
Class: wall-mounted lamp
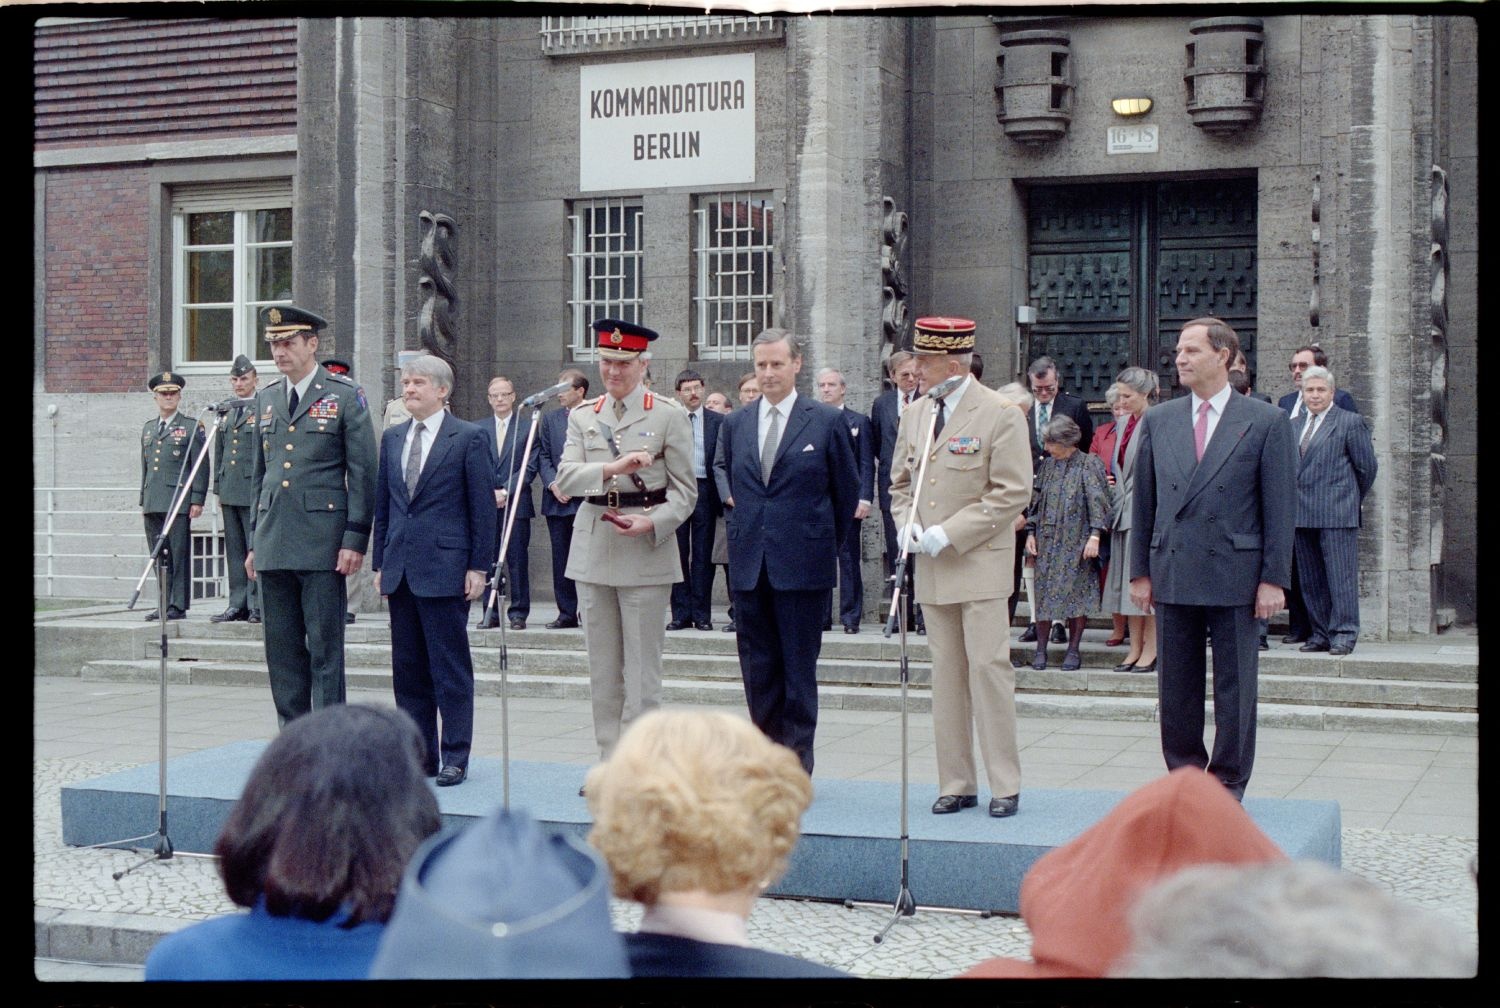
[1111,97,1153,117]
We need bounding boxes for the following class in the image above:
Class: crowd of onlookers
[143,703,1471,982]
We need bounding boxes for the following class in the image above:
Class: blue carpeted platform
[61,743,1341,912]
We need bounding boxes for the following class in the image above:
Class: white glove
[918,525,950,557]
[902,520,925,551]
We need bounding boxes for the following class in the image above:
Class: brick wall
[43,167,152,392]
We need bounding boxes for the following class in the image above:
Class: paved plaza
[34,630,1477,982]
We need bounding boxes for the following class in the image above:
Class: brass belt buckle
[606,487,620,509]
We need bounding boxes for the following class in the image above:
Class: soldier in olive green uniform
[247,306,378,726]
[140,371,209,620]
[210,354,262,623]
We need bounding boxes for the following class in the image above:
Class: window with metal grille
[540,14,779,54]
[568,199,645,360]
[171,182,293,372]
[693,193,775,361]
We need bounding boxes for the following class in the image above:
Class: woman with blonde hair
[586,709,848,978]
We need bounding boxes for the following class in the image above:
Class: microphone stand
[483,406,543,810]
[843,384,991,941]
[105,405,225,878]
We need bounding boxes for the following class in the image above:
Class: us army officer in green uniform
[140,371,209,620]
[209,354,261,623]
[246,306,378,726]
[555,319,696,764]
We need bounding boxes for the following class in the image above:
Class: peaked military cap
[148,371,185,393]
[261,305,329,342]
[229,354,256,377]
[912,316,977,355]
[323,358,352,377]
[592,318,659,361]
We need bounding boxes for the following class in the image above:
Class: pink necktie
[1194,400,1211,462]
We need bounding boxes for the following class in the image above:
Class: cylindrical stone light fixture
[1184,17,1266,136]
[994,30,1074,145]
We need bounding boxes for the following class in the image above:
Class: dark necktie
[156,419,166,439]
[934,398,947,439]
[406,421,425,495]
[288,387,300,418]
[1299,414,1317,456]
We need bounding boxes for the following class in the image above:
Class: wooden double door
[1026,176,1259,407]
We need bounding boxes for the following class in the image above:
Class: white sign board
[580,53,756,192]
[1106,125,1159,155]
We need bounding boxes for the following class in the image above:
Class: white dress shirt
[1189,382,1236,451]
[758,389,798,458]
[403,415,436,476]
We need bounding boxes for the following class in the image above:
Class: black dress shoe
[144,609,161,621]
[1030,651,1047,671]
[509,619,526,630]
[989,794,1020,818]
[1060,651,1082,672]
[436,765,466,787]
[1018,624,1038,643]
[1113,661,1137,673]
[1282,633,1308,644]
[1299,641,1330,653]
[823,622,833,632]
[666,620,690,631]
[577,784,587,797]
[695,622,714,631]
[247,609,261,624]
[1329,644,1352,656]
[546,617,580,629]
[721,621,736,632]
[345,611,356,624]
[166,606,186,621]
[931,794,978,814]
[1049,623,1068,644]
[1132,658,1158,674]
[843,624,859,634]
[477,613,499,629]
[1259,635,1269,651]
[209,607,248,623]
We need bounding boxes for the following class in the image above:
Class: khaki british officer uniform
[140,370,209,619]
[890,317,1033,817]
[250,306,378,725]
[555,319,697,759]
[211,354,260,621]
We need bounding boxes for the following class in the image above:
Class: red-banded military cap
[323,358,352,377]
[592,318,659,361]
[912,316,977,355]
[261,305,329,342]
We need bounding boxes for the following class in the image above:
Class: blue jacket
[373,413,494,596]
[145,901,385,980]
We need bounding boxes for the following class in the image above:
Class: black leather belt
[586,487,668,509]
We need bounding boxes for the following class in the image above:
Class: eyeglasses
[1289,362,1312,371]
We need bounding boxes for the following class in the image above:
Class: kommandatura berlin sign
[579,53,756,191]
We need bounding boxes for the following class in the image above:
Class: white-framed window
[568,198,645,360]
[540,14,780,54]
[693,192,775,361]
[170,181,293,372]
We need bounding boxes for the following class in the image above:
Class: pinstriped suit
[1292,406,1377,650]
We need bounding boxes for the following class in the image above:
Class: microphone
[207,397,260,414]
[521,380,573,408]
[926,375,965,400]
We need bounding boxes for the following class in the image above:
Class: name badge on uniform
[947,436,981,454]
[309,397,340,420]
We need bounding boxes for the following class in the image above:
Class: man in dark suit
[719,329,859,774]
[248,305,378,726]
[1130,317,1296,800]
[372,355,493,786]
[534,369,589,629]
[1276,343,1359,645]
[815,366,875,633]
[870,350,919,573]
[667,369,723,631]
[478,375,536,630]
[1291,366,1377,656]
[1020,356,1095,645]
[210,355,260,623]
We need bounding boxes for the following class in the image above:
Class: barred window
[694,193,775,361]
[171,181,293,372]
[568,199,645,360]
[541,14,780,54]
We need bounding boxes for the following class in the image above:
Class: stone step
[77,657,1478,735]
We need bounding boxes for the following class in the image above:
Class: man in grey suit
[1130,317,1296,800]
[1290,366,1377,656]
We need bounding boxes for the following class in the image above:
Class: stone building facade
[33,13,1477,637]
